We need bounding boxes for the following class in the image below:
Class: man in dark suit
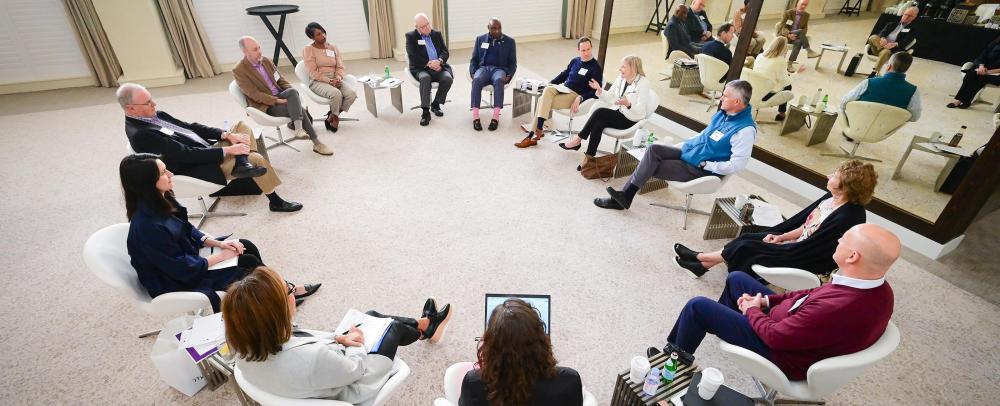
[469,17,516,131]
[118,83,302,212]
[700,23,735,67]
[866,6,918,78]
[406,13,453,126]
[686,0,713,50]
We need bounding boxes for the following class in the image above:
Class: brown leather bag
[580,153,617,181]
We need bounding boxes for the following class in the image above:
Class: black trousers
[955,70,1000,105]
[365,310,421,360]
[762,84,793,113]
[203,239,261,312]
[578,107,636,156]
[415,68,454,108]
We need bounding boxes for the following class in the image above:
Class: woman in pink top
[303,22,357,132]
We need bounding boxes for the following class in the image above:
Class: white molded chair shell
[293,61,359,106]
[751,265,821,291]
[83,223,216,317]
[719,321,900,402]
[841,101,910,145]
[229,80,292,127]
[696,54,729,94]
[127,141,224,199]
[666,175,726,195]
[433,361,597,406]
[863,39,916,62]
[554,97,599,121]
[594,92,661,151]
[234,358,410,406]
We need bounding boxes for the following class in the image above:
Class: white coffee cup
[630,356,650,383]
[734,194,749,209]
[698,367,724,400]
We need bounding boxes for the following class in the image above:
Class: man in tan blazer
[233,36,332,156]
[777,0,819,70]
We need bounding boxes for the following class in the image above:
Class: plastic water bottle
[384,65,391,80]
[643,367,661,396]
[662,352,678,384]
[817,94,829,112]
[647,132,656,145]
[810,88,822,107]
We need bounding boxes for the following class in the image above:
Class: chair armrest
[148,292,214,317]
[295,83,331,105]
[750,265,821,291]
[666,175,723,194]
[719,340,793,395]
[246,107,291,127]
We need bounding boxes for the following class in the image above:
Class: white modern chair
[549,97,599,142]
[863,39,916,74]
[958,61,1000,112]
[293,61,360,123]
[83,223,222,338]
[659,32,691,81]
[229,80,300,152]
[432,362,597,406]
[694,54,730,111]
[403,68,452,111]
[751,265,822,291]
[822,101,911,162]
[233,358,410,406]
[741,68,794,123]
[649,141,732,231]
[719,321,901,406]
[467,71,511,109]
[594,91,661,153]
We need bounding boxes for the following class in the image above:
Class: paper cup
[698,367,724,400]
[630,356,650,383]
[734,194,748,209]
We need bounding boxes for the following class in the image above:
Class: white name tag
[577,67,588,75]
[273,71,280,81]
[159,127,175,136]
[785,20,793,26]
[325,49,336,58]
[700,15,707,20]
[480,42,490,49]
[789,294,809,312]
[710,130,725,141]
[417,39,426,45]
[900,28,910,33]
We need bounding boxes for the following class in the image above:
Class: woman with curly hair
[459,298,582,406]
[673,159,877,280]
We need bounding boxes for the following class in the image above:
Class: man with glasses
[119,83,303,212]
[406,13,453,126]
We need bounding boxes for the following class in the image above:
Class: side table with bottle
[780,89,838,147]
[612,351,697,406]
[361,66,404,118]
[614,135,669,195]
[891,128,970,192]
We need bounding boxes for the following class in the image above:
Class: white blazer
[598,74,651,122]
[752,56,792,92]
[236,330,395,405]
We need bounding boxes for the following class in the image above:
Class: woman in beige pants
[303,22,357,132]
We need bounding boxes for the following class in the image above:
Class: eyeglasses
[286,282,296,296]
[129,99,155,107]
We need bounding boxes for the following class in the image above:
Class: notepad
[553,84,573,94]
[198,247,239,270]
[333,309,393,353]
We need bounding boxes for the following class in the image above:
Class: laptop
[484,294,551,335]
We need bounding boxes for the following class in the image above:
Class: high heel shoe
[559,142,581,151]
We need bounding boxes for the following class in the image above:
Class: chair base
[659,71,672,81]
[821,146,882,162]
[138,329,161,338]
[265,126,302,152]
[689,91,720,111]
[188,196,246,228]
[751,379,825,406]
[409,99,453,110]
[650,194,711,230]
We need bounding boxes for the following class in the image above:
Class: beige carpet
[1,64,999,405]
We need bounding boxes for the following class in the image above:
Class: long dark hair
[476,299,557,406]
[119,153,175,220]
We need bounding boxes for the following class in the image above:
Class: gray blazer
[236,330,395,405]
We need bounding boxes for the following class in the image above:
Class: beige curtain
[63,0,122,87]
[368,0,395,58]
[432,0,448,45]
[156,0,219,79]
[565,0,598,39]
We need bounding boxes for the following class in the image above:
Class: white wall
[446,1,563,46]
[0,0,93,85]
[193,0,370,68]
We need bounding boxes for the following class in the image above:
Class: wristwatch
[698,161,707,169]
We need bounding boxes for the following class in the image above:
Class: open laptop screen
[484,294,551,335]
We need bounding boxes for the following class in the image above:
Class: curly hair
[837,159,878,205]
[476,299,557,406]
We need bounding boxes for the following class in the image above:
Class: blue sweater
[551,57,603,100]
[681,106,755,168]
[470,33,517,76]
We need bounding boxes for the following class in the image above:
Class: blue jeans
[665,272,773,358]
[470,66,506,108]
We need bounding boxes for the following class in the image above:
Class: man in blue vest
[470,17,517,131]
[840,52,921,124]
[595,80,756,210]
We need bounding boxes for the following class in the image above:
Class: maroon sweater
[745,282,894,380]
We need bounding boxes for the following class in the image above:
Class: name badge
[417,39,426,45]
[700,15,707,20]
[789,294,809,313]
[159,127,175,136]
[480,42,490,49]
[325,49,336,58]
[785,20,793,26]
[900,28,910,33]
[710,130,725,141]
[273,71,281,81]
[577,67,588,75]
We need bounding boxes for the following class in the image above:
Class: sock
[472,108,480,120]
[492,107,501,120]
[265,192,283,205]
[235,155,250,167]
[535,117,546,131]
[622,183,640,201]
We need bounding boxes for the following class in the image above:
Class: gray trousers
[266,88,318,140]
[627,144,718,188]
[415,69,453,109]
[787,30,811,62]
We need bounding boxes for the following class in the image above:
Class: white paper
[199,247,239,270]
[553,84,573,94]
[751,202,783,227]
[627,147,646,161]
[334,309,393,353]
[183,313,224,347]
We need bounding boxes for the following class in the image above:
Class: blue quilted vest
[681,106,756,168]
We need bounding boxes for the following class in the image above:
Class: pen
[340,323,362,335]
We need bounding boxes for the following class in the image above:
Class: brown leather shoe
[531,128,545,140]
[514,137,537,148]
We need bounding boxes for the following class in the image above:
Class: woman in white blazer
[223,266,453,404]
[560,55,652,161]
[751,37,803,121]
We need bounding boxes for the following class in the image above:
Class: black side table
[246,4,299,66]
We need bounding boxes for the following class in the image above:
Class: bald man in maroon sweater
[652,224,899,380]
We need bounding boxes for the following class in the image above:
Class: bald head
[833,224,901,280]
[238,36,262,63]
[414,13,432,35]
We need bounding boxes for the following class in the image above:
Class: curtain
[432,0,448,45]
[564,0,598,39]
[156,0,219,79]
[63,0,122,87]
[367,0,395,58]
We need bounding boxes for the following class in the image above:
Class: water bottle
[817,94,829,112]
[949,126,966,147]
[384,65,391,80]
[647,132,656,145]
[810,88,822,107]
[797,95,808,107]
[661,352,679,384]
[643,367,661,396]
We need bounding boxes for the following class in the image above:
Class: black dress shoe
[559,142,581,151]
[473,119,483,131]
[231,163,267,179]
[673,255,709,279]
[431,103,444,117]
[293,283,321,299]
[269,200,303,212]
[867,71,877,78]
[420,111,431,126]
[606,187,633,210]
[673,243,700,262]
[594,197,624,210]
[422,303,453,343]
[646,346,662,359]
[665,342,696,365]
[422,297,438,318]
[488,119,499,131]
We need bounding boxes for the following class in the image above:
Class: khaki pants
[309,72,358,114]
[867,35,893,73]
[534,86,580,121]
[219,121,281,194]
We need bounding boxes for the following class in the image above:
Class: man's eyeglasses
[286,282,296,296]
[129,100,155,107]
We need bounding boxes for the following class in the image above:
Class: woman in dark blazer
[672,160,877,280]
[120,154,318,312]
[948,36,1000,108]
[460,298,583,406]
